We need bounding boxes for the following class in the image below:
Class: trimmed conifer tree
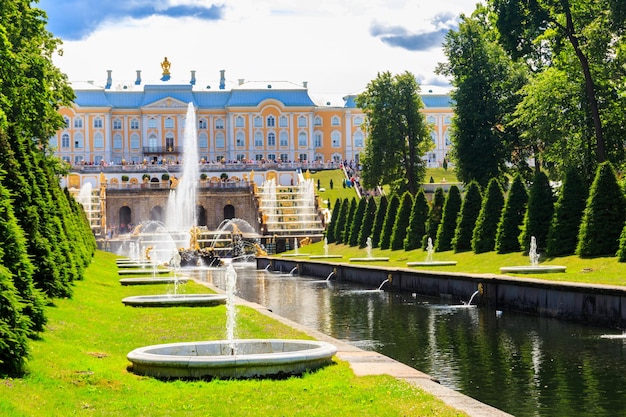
[325,198,342,243]
[435,185,462,252]
[422,187,445,248]
[453,181,482,253]
[342,198,358,245]
[617,224,626,262]
[349,197,367,246]
[405,189,429,251]
[371,195,388,248]
[333,198,350,244]
[0,263,30,377]
[495,175,528,254]
[379,194,400,250]
[391,192,414,250]
[546,168,588,257]
[520,171,554,253]
[358,197,377,248]
[472,178,504,254]
[577,162,626,257]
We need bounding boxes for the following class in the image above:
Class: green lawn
[0,251,466,417]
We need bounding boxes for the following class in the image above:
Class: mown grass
[0,251,467,417]
[285,241,626,286]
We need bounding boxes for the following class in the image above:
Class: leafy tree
[405,190,429,251]
[453,182,482,252]
[342,198,358,245]
[520,171,554,253]
[472,178,505,253]
[577,162,626,257]
[348,197,367,246]
[546,168,588,257]
[355,72,431,195]
[371,195,388,248]
[379,194,400,250]
[325,198,342,243]
[423,188,445,249]
[435,185,462,252]
[390,192,414,250]
[437,7,528,187]
[358,197,377,248]
[495,175,528,254]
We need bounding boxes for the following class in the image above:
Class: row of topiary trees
[0,1,97,377]
[327,162,626,262]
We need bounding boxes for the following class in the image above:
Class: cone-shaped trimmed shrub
[391,192,414,250]
[422,188,445,248]
[342,198,358,245]
[472,178,504,254]
[577,162,626,257]
[371,195,388,248]
[546,168,588,257]
[325,198,342,243]
[358,197,377,248]
[617,224,626,262]
[453,182,482,253]
[520,171,554,253]
[0,263,30,377]
[333,198,350,244]
[379,194,400,250]
[495,175,528,254]
[349,198,367,246]
[405,190,429,251]
[435,185,462,252]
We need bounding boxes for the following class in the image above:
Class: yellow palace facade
[52,66,453,171]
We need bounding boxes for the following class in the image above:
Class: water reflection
[196,266,626,417]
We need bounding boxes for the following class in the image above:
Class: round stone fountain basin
[407,261,457,267]
[119,277,189,286]
[121,294,227,307]
[127,339,337,379]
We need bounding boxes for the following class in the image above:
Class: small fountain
[126,263,337,379]
[309,237,343,259]
[281,237,310,257]
[349,236,389,262]
[407,237,457,267]
[463,290,480,306]
[500,236,566,274]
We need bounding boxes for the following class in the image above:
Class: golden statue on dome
[160,57,171,81]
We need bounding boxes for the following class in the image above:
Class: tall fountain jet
[166,102,199,235]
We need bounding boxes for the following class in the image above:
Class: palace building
[52,60,454,171]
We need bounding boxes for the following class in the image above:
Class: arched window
[254,116,262,128]
[94,132,104,148]
[298,132,307,147]
[215,118,224,129]
[314,132,322,148]
[215,132,225,148]
[331,116,340,126]
[130,133,140,149]
[164,117,174,129]
[254,131,263,147]
[224,205,235,220]
[279,115,288,127]
[314,116,322,126]
[198,118,207,129]
[74,133,84,148]
[113,134,123,149]
[235,116,244,127]
[298,115,307,127]
[353,131,364,148]
[74,117,83,128]
[198,133,208,148]
[236,131,245,147]
[267,115,275,127]
[331,131,341,148]
[93,117,103,129]
[279,131,288,147]
[267,132,276,147]
[130,119,140,129]
[61,133,70,148]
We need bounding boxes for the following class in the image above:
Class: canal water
[200,265,626,417]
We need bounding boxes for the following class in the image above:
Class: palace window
[314,132,322,148]
[353,116,363,126]
[354,131,364,148]
[165,135,174,151]
[444,115,452,125]
[130,133,140,149]
[427,115,436,125]
[198,119,207,129]
[298,132,307,147]
[280,153,288,162]
[113,119,122,130]
[93,117,103,129]
[255,154,264,161]
[254,116,262,128]
[148,118,157,129]
[267,153,276,162]
[254,131,263,147]
[444,131,451,146]
[331,131,341,148]
[431,132,438,144]
[298,115,307,127]
[298,153,308,161]
[130,119,140,130]
[74,133,83,148]
[235,116,244,128]
[267,132,276,147]
[279,131,288,147]
[63,116,70,127]
[236,154,245,162]
[198,133,208,148]
[113,134,123,149]
[74,117,83,128]
[215,118,224,129]
[236,131,245,147]
[279,115,288,127]
[267,115,275,127]
[331,116,340,126]
[314,116,322,126]
[215,132,225,148]
[61,133,70,148]
[164,117,174,129]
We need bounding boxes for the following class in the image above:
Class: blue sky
[38,0,478,93]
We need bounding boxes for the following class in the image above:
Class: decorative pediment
[143,97,189,109]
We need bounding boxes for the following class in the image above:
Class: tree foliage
[379,194,400,250]
[577,162,626,257]
[371,195,388,248]
[349,197,367,247]
[495,175,528,254]
[405,190,429,251]
[390,192,414,251]
[435,185,462,252]
[358,197,377,248]
[342,198,358,245]
[453,182,482,253]
[423,188,445,249]
[520,171,554,253]
[355,72,431,195]
[472,178,505,254]
[325,198,342,243]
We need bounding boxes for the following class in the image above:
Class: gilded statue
[161,57,171,75]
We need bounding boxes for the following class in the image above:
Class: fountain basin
[349,257,389,262]
[127,339,337,379]
[119,277,189,286]
[281,253,310,257]
[122,294,227,307]
[118,269,171,276]
[500,265,566,274]
[309,255,343,259]
[407,261,457,267]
